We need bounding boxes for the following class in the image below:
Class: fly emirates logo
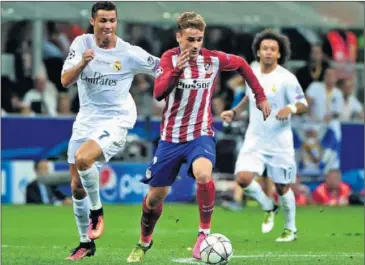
[177,79,212,90]
[81,72,117,86]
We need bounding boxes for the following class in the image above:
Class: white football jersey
[62,34,159,137]
[242,65,308,156]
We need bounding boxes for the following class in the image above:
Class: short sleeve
[212,50,242,72]
[130,45,160,77]
[61,36,84,74]
[286,75,308,106]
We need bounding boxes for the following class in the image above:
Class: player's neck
[260,63,277,74]
[95,35,117,49]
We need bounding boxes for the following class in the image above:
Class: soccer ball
[200,233,233,265]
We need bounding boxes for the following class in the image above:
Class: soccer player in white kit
[60,2,159,260]
[221,29,308,242]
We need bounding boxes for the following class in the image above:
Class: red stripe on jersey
[193,88,209,138]
[179,59,200,142]
[165,88,184,142]
[193,56,213,138]
[160,96,170,134]
[179,90,198,142]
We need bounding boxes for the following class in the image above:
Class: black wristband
[232,109,237,119]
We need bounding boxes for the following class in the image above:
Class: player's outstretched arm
[153,50,189,101]
[215,51,270,120]
[61,49,94,88]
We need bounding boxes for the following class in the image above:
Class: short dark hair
[252,29,291,66]
[91,1,117,18]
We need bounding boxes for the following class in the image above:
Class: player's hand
[257,100,271,120]
[276,106,292,121]
[81,49,95,66]
[176,49,190,70]
[220,110,235,124]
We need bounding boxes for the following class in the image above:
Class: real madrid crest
[272,84,277,93]
[113,61,122,71]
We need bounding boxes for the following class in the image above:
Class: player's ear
[256,51,260,57]
[89,18,95,27]
[277,53,281,58]
[176,32,181,43]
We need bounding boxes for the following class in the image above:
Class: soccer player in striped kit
[127,12,271,263]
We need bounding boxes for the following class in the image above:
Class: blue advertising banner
[1,161,12,203]
[54,162,196,204]
[1,117,363,172]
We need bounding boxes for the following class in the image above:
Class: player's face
[90,10,117,42]
[176,28,204,59]
[258,39,280,66]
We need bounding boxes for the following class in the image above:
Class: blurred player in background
[127,12,270,263]
[221,29,308,242]
[60,1,159,260]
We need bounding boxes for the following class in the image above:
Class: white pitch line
[172,253,364,264]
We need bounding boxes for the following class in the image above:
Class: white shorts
[67,124,128,168]
[235,149,297,184]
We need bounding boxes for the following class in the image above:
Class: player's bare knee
[236,172,253,188]
[147,195,164,209]
[275,183,290,196]
[195,171,212,184]
[75,152,93,171]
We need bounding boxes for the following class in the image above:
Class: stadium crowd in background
[1,21,364,121]
[1,19,363,209]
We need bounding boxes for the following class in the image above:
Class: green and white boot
[276,229,297,242]
[126,241,153,263]
[262,204,279,233]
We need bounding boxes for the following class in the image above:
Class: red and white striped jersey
[154,47,266,143]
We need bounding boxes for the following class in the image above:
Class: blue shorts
[141,136,216,187]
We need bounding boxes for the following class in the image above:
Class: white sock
[280,189,297,232]
[78,164,102,210]
[72,196,91,243]
[244,180,274,211]
[138,240,151,247]
[199,228,210,235]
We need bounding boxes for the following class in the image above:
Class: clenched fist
[81,49,95,66]
[220,110,235,124]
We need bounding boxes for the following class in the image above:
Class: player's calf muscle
[275,183,290,195]
[71,180,86,199]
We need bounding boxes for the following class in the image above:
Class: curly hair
[252,29,291,66]
[177,12,206,32]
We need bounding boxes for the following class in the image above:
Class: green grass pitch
[2,204,364,265]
